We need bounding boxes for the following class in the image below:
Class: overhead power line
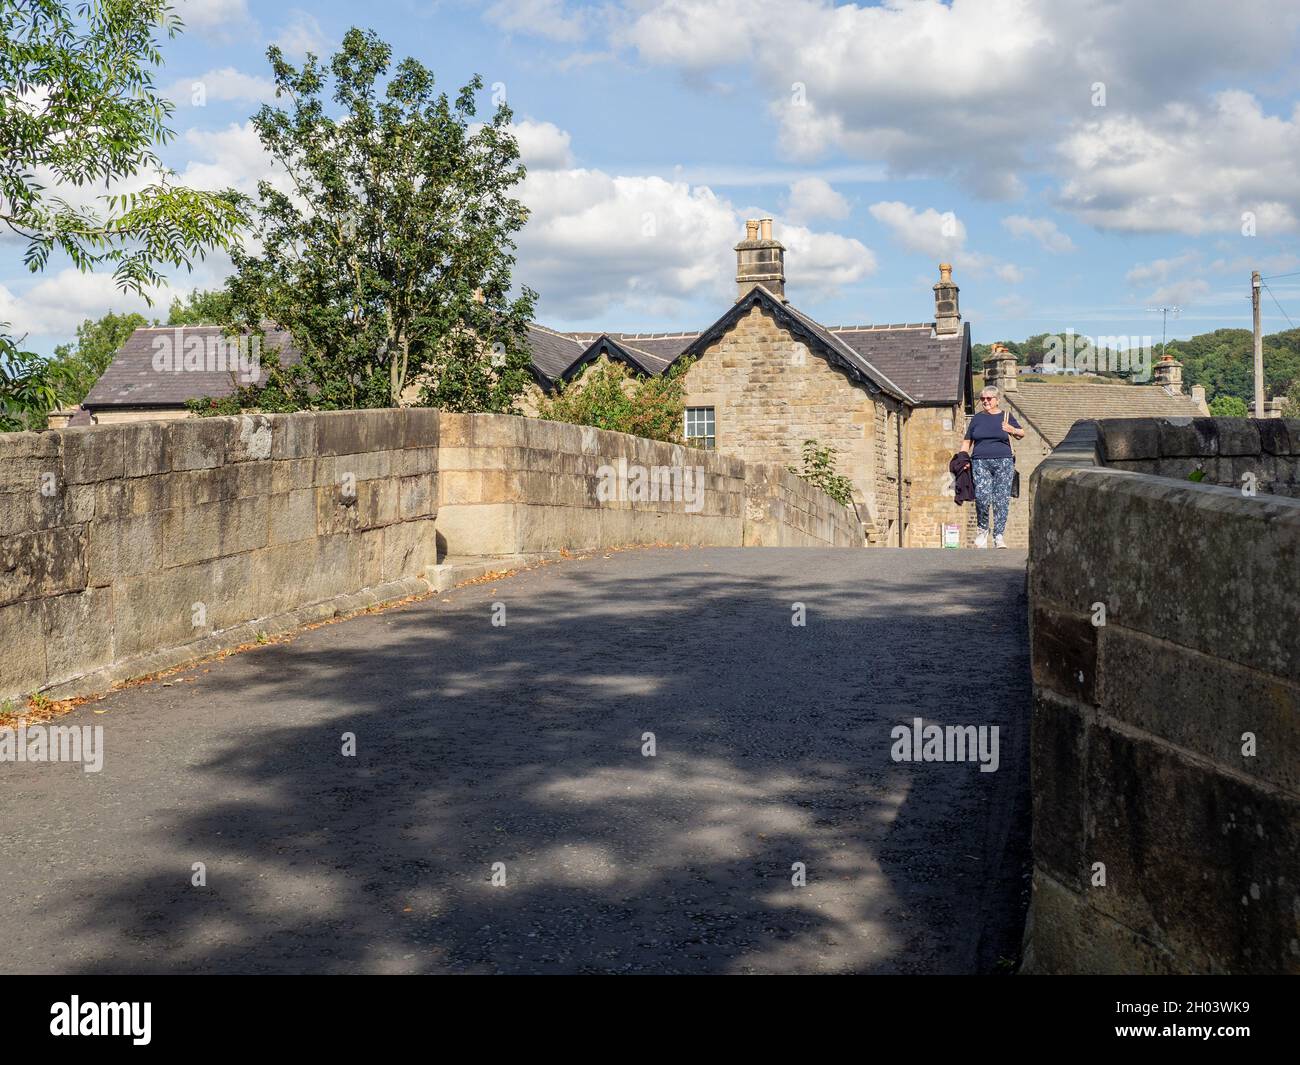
[1261,281,1297,331]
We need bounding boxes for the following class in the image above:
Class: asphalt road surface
[1,546,1031,974]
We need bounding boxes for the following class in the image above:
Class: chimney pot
[735,218,786,302]
[933,263,960,336]
[1153,354,1184,392]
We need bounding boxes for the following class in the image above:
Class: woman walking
[961,385,1024,548]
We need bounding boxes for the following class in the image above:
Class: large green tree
[0,0,244,428]
[222,28,537,413]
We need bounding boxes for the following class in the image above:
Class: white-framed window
[684,406,716,449]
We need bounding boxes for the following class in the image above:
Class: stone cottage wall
[682,303,891,542]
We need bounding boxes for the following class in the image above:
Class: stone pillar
[1153,354,1184,392]
[1266,397,1286,418]
[735,217,786,302]
[933,263,961,336]
[984,346,1018,392]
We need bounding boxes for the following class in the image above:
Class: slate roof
[828,323,970,407]
[1004,381,1207,448]
[559,291,970,408]
[676,286,919,403]
[83,326,301,409]
[524,323,589,383]
[85,293,972,413]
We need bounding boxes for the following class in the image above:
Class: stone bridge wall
[1,410,860,704]
[435,413,862,554]
[1025,417,1300,974]
[0,409,441,707]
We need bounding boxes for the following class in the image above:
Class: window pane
[685,406,715,449]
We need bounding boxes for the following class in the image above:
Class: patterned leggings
[972,457,1015,536]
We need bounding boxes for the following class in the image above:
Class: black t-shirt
[965,410,1021,460]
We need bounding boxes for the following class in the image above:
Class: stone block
[161,496,269,567]
[269,489,317,545]
[122,421,170,478]
[42,586,114,684]
[381,518,438,581]
[126,474,177,516]
[0,598,47,698]
[270,412,318,460]
[315,408,404,456]
[401,407,440,449]
[231,414,273,462]
[1031,601,1098,704]
[111,553,253,659]
[436,502,520,556]
[1256,418,1300,456]
[398,473,436,520]
[1153,416,1208,458]
[1030,690,1088,890]
[61,425,125,482]
[1097,625,1300,794]
[270,458,315,494]
[166,417,228,471]
[87,513,165,585]
[1084,722,1300,974]
[1031,467,1300,683]
[1214,417,1262,456]
[1024,869,1181,975]
[0,526,87,606]
[397,446,439,476]
[332,450,392,483]
[94,479,130,520]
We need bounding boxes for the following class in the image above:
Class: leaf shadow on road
[24,548,1032,974]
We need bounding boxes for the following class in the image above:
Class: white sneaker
[974,530,988,549]
[994,534,1007,549]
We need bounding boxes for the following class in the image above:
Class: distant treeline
[973,329,1300,412]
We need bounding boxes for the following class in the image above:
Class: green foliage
[221,28,536,414]
[787,439,855,508]
[535,358,693,444]
[0,0,243,371]
[167,288,235,326]
[1208,394,1248,417]
[978,327,1300,407]
[0,342,64,431]
[50,309,150,404]
[1167,328,1300,409]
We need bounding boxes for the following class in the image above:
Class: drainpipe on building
[896,406,904,547]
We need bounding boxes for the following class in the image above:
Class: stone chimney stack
[1191,384,1207,412]
[1153,352,1184,392]
[984,344,1018,392]
[933,263,960,335]
[735,217,786,302]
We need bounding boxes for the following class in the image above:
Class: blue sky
[7,0,1300,357]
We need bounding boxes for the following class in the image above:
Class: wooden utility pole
[1252,271,1264,417]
